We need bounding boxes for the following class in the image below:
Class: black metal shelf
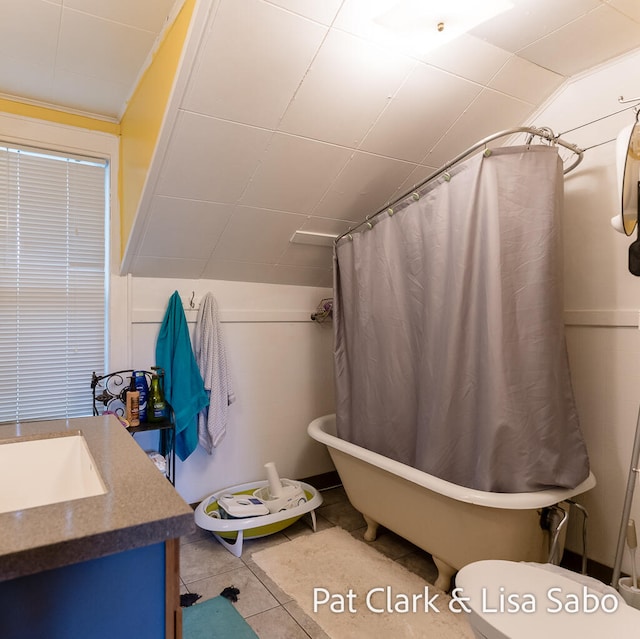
[91,369,176,485]
[126,420,174,435]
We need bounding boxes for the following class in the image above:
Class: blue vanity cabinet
[0,416,192,639]
[0,541,176,639]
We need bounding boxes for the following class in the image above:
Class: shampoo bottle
[133,370,149,422]
[147,368,167,422]
[125,376,140,427]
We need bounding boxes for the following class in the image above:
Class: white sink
[0,432,107,514]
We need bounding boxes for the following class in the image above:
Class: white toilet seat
[455,560,639,638]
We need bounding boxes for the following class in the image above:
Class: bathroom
[2,0,640,636]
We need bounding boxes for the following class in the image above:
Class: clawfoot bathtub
[308,414,596,591]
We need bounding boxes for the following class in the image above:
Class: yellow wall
[0,98,119,135]
[119,0,196,258]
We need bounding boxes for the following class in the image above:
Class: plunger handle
[628,520,638,590]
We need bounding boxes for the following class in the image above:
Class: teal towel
[156,291,209,460]
[183,596,258,638]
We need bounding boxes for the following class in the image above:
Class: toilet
[455,560,639,638]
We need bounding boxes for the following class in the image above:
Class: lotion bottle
[125,376,140,427]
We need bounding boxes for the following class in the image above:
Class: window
[0,143,108,422]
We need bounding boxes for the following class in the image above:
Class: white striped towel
[194,292,235,452]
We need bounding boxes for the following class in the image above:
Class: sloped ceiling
[0,0,179,119]
[3,0,640,287]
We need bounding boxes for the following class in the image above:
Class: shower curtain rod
[558,96,640,137]
[335,126,583,243]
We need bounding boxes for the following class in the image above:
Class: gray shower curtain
[334,145,590,493]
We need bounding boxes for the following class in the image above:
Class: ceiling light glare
[371,0,513,54]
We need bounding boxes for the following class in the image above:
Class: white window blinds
[0,143,108,422]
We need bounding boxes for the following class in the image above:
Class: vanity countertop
[0,415,194,582]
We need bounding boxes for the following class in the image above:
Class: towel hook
[189,291,195,309]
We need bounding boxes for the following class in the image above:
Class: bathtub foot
[362,515,379,542]
[432,556,456,592]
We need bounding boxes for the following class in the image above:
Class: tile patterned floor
[180,486,439,638]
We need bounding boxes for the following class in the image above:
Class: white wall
[531,50,640,574]
[126,276,335,504]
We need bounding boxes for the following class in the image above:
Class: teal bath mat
[183,596,258,639]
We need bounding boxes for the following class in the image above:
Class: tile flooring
[180,486,440,638]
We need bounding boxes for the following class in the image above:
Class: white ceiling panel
[278,242,333,269]
[138,196,233,260]
[63,0,177,33]
[202,259,281,284]
[268,264,333,287]
[488,55,564,105]
[517,4,640,76]
[183,0,327,129]
[156,112,273,202]
[0,0,60,69]
[51,69,130,118]
[56,10,156,87]
[202,259,330,287]
[313,151,417,222]
[419,34,512,85]
[132,256,207,279]
[425,89,535,167]
[263,0,343,26]
[360,62,482,162]
[212,206,307,263]
[0,56,54,104]
[609,0,640,22]
[470,0,602,53]
[239,133,353,213]
[278,28,416,147]
[393,164,440,201]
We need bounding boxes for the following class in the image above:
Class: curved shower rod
[335,126,584,244]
